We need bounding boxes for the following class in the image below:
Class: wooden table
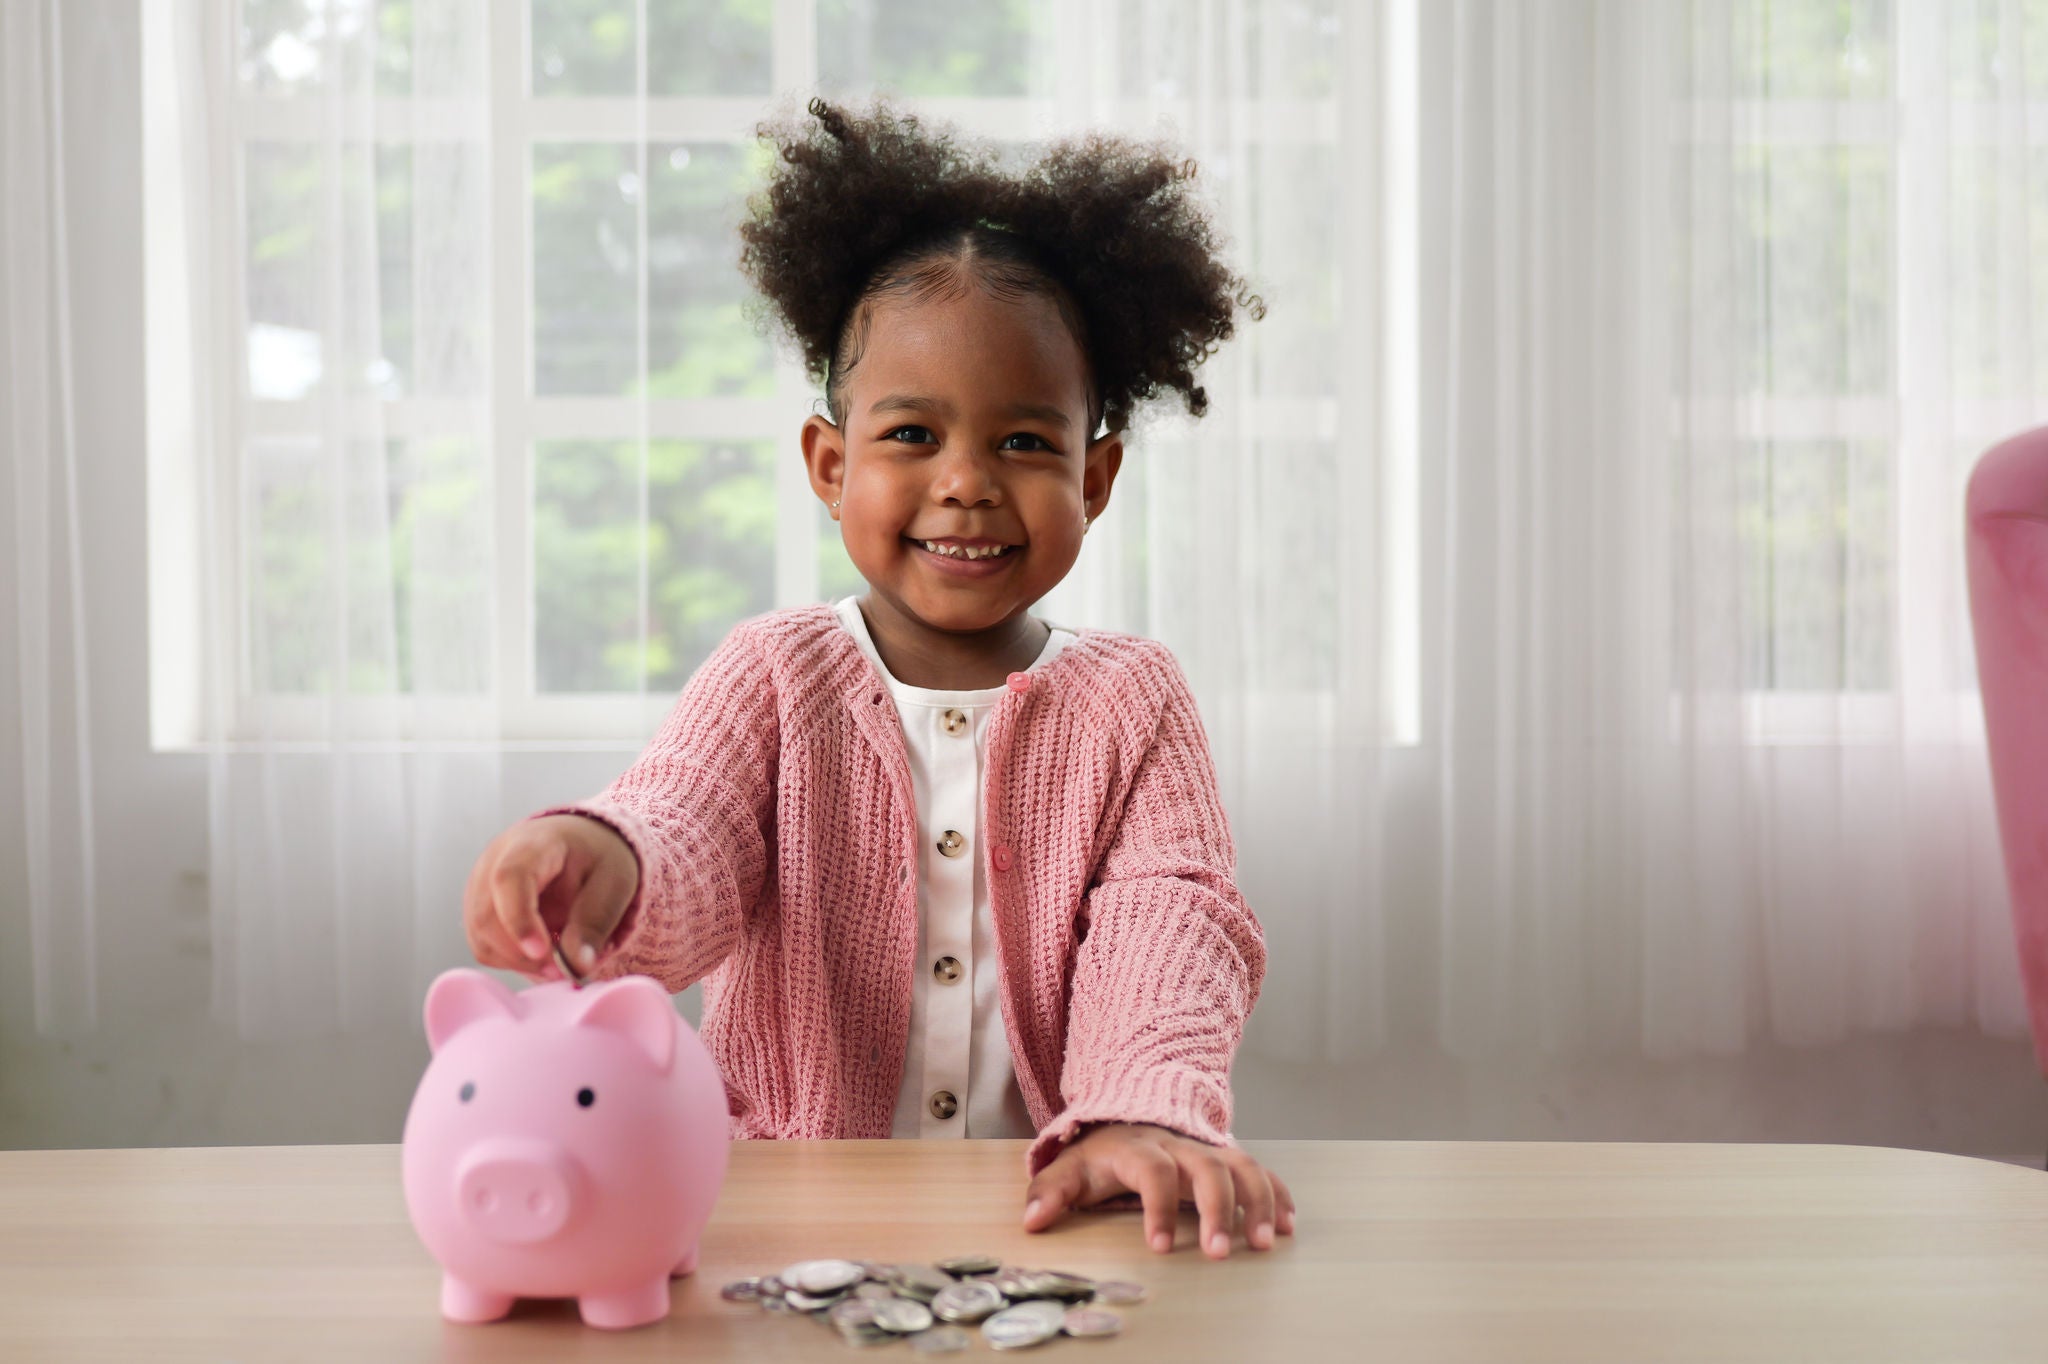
[3,1139,2047,1361]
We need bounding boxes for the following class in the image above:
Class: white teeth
[921,540,1012,560]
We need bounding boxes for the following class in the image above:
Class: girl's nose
[928,443,1002,506]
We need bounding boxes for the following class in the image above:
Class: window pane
[1725,0,1891,98]
[533,0,636,96]
[250,439,329,692]
[238,0,409,95]
[1729,145,1892,397]
[246,142,410,400]
[1949,147,2048,399]
[248,439,411,694]
[409,143,492,397]
[1118,0,1339,100]
[1251,443,1338,691]
[535,441,642,692]
[246,143,325,400]
[1253,0,1341,99]
[649,142,773,398]
[375,0,414,94]
[375,145,412,397]
[535,440,777,691]
[818,0,1038,97]
[342,439,405,694]
[1948,0,2048,97]
[533,143,640,396]
[400,436,493,693]
[1739,440,1893,691]
[1246,143,1336,398]
[650,0,772,95]
[647,440,777,689]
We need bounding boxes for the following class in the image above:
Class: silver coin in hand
[550,936,583,988]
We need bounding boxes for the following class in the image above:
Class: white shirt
[833,596,1074,1139]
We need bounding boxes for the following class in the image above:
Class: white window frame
[146,0,1419,749]
[1673,3,2044,748]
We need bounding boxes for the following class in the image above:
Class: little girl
[463,98,1293,1261]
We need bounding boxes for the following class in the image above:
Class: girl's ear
[802,413,847,519]
[1082,430,1124,523]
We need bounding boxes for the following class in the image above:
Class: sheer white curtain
[52,0,2039,1054]
[1659,0,2031,1055]
[3,0,100,1035]
[152,0,503,1036]
[1048,0,2035,1061]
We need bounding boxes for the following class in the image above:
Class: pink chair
[1966,426,2048,1166]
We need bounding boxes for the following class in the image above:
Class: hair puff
[738,97,1261,434]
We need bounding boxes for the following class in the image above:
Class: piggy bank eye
[459,1081,475,1103]
[576,1087,596,1108]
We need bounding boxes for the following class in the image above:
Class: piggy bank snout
[454,1139,579,1246]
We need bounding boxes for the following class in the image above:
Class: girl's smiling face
[800,278,1123,642]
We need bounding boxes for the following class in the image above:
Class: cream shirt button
[933,955,963,984]
[937,829,966,858]
[929,1090,959,1120]
[941,707,969,736]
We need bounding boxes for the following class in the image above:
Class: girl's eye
[1001,433,1053,452]
[884,425,935,444]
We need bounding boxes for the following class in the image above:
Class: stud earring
[1082,514,1091,534]
[831,499,841,517]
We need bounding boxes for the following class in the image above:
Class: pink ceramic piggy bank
[401,969,729,1329]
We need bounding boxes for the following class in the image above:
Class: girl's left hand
[1020,1122,1296,1258]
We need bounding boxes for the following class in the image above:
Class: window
[148,0,1407,747]
[1677,0,2048,740]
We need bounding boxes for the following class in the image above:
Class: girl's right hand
[463,814,639,980]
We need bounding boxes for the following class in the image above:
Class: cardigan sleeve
[1025,649,1267,1176]
[537,621,778,994]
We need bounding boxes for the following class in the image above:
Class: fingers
[488,831,567,967]
[1025,1128,1295,1260]
[1116,1146,1180,1254]
[1271,1168,1297,1236]
[465,817,638,984]
[559,866,633,976]
[1229,1152,1279,1250]
[1022,1153,1090,1233]
[464,846,531,972]
[1184,1150,1237,1259]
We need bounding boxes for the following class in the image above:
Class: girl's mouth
[906,537,1022,577]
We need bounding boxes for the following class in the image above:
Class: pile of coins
[720,1255,1148,1352]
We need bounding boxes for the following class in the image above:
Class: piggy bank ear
[569,975,676,1074]
[423,969,518,1054]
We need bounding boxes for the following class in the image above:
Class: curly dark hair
[738,97,1262,436]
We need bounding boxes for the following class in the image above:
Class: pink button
[1006,672,1032,693]
[992,846,1013,871]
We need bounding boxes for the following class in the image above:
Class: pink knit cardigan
[552,604,1266,1175]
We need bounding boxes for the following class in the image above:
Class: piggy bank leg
[670,1243,699,1278]
[578,1278,671,1330]
[440,1274,515,1324]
